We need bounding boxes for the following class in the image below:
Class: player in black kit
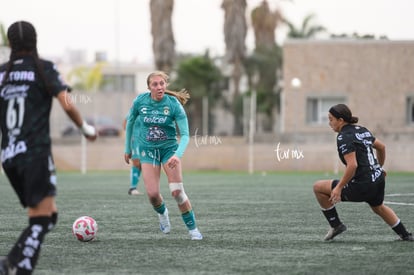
[0,21,97,275]
[313,104,413,241]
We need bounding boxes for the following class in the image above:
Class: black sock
[50,212,58,230]
[392,220,410,238]
[322,207,342,228]
[8,216,52,275]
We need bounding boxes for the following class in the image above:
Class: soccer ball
[72,216,98,242]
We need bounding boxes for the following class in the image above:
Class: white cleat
[129,189,141,195]
[158,208,171,234]
[189,228,203,240]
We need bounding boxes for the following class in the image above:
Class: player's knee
[169,182,188,205]
[313,180,329,193]
[148,194,161,206]
[313,180,323,193]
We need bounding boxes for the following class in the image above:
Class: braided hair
[1,21,52,93]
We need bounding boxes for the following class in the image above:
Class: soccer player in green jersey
[124,71,202,240]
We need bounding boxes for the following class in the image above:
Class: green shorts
[138,144,178,166]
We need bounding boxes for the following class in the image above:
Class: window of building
[406,96,414,125]
[306,97,346,125]
[101,74,135,93]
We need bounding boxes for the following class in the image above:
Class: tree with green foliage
[250,0,283,132]
[243,45,283,132]
[284,13,326,39]
[0,22,7,46]
[170,53,222,134]
[0,22,11,63]
[67,62,105,92]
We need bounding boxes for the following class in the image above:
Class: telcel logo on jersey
[143,116,167,124]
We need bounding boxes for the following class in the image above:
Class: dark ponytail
[329,104,359,124]
[2,21,52,94]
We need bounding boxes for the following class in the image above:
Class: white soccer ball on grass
[72,216,98,242]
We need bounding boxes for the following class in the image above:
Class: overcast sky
[1,0,413,64]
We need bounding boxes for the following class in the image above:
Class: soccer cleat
[400,233,414,241]
[189,228,203,240]
[128,188,141,195]
[324,223,347,241]
[158,208,171,234]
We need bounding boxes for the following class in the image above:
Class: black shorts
[332,177,385,207]
[3,154,57,208]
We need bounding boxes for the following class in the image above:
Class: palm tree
[284,13,326,39]
[249,0,283,132]
[251,0,282,50]
[150,0,175,73]
[221,0,247,135]
[221,0,247,98]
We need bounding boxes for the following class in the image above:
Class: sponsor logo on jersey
[0,84,29,99]
[355,131,372,140]
[140,107,148,114]
[0,70,35,82]
[143,116,167,124]
[1,140,27,162]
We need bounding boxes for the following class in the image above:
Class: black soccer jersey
[0,56,67,164]
[336,124,383,182]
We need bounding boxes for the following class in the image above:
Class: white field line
[384,201,414,206]
[384,193,414,206]
[385,193,414,197]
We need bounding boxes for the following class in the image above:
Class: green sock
[182,210,197,230]
[154,202,166,215]
[130,166,140,189]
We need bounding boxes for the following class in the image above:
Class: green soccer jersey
[125,92,189,158]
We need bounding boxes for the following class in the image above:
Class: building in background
[48,40,414,172]
[282,40,414,143]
